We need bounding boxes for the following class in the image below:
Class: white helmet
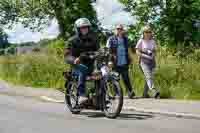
[75,18,91,28]
[74,18,92,35]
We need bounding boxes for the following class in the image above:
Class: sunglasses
[80,26,88,29]
[145,31,151,33]
[117,28,123,31]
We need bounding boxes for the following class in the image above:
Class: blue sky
[5,0,135,43]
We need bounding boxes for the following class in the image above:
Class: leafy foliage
[120,0,200,48]
[0,0,98,37]
[0,28,9,49]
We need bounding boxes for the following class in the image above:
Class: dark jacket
[107,35,130,66]
[64,31,100,66]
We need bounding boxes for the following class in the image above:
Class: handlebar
[80,47,111,60]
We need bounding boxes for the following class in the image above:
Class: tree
[0,0,98,38]
[120,0,200,47]
[0,28,9,49]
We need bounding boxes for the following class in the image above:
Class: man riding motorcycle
[64,18,100,107]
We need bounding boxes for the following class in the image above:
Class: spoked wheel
[65,81,81,114]
[103,79,123,119]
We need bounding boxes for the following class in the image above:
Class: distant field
[0,39,200,100]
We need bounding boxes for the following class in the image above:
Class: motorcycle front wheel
[102,79,123,119]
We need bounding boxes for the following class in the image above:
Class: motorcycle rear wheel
[65,81,81,114]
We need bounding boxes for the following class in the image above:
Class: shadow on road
[119,113,154,120]
[79,111,154,120]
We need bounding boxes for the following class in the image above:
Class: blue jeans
[139,61,155,96]
[72,64,91,96]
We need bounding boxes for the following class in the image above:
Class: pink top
[135,39,156,64]
[135,39,156,51]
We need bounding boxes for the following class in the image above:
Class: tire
[103,79,123,119]
[65,81,80,114]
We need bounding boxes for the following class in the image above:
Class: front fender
[103,71,120,81]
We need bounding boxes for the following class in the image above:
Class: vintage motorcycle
[63,47,123,119]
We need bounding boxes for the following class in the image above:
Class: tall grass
[0,39,67,89]
[0,39,200,99]
[125,46,200,99]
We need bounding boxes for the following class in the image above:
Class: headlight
[100,66,109,76]
[108,61,113,66]
[108,61,113,69]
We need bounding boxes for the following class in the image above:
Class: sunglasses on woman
[117,28,123,31]
[145,31,151,33]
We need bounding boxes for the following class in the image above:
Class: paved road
[0,94,200,133]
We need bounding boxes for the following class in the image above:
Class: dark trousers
[115,65,133,94]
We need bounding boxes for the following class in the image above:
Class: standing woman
[135,25,160,98]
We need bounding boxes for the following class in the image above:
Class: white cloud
[5,19,59,43]
[94,0,135,29]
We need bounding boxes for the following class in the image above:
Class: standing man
[106,24,135,99]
